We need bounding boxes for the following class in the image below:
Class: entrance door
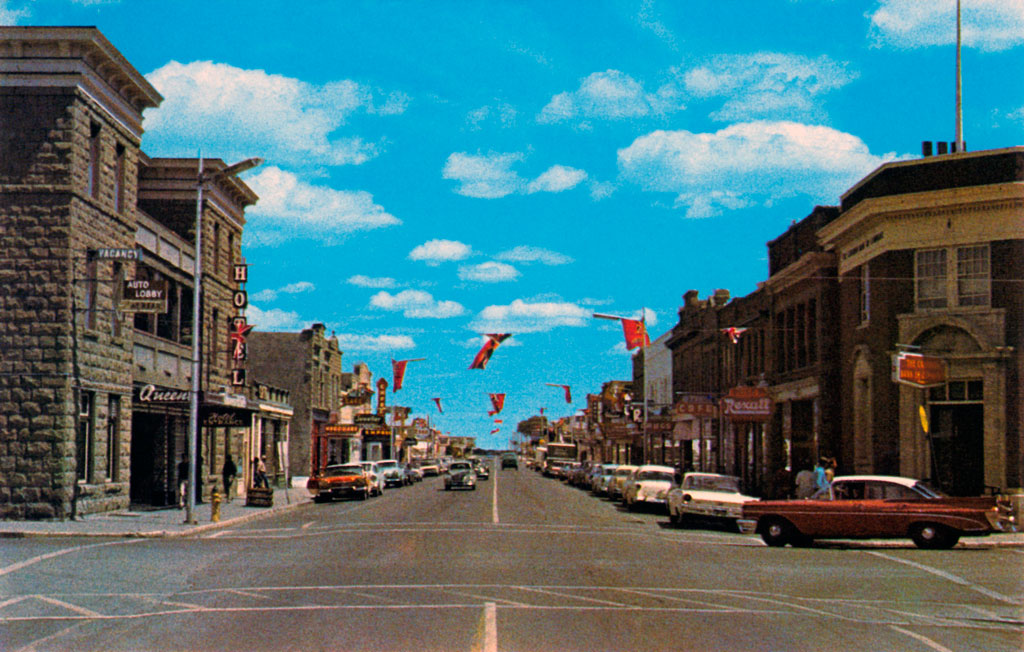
[930,404,984,496]
[130,412,159,504]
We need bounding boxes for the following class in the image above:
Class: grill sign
[892,353,946,387]
[121,279,168,313]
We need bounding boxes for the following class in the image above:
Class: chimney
[683,289,700,308]
[922,141,933,157]
[712,288,731,307]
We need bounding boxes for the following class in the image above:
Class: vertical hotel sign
[230,263,253,387]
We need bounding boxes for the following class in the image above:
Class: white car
[667,472,758,529]
[607,465,638,500]
[376,459,407,488]
[622,464,677,511]
[360,461,386,496]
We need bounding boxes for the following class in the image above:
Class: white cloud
[470,299,591,333]
[347,275,398,289]
[458,262,521,283]
[467,102,517,130]
[537,70,681,124]
[589,180,616,201]
[527,165,587,193]
[681,53,857,122]
[249,281,315,302]
[333,333,416,352]
[246,305,303,331]
[370,290,466,319]
[0,1,29,22]
[495,246,573,266]
[244,167,400,245]
[143,61,405,166]
[617,121,902,218]
[868,0,1024,52]
[442,152,525,198]
[408,239,473,265]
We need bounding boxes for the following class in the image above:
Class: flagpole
[642,308,649,464]
[954,0,963,152]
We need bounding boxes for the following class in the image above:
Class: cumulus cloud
[250,281,315,302]
[537,69,681,125]
[244,167,400,245]
[408,239,473,265]
[470,299,591,333]
[143,61,406,166]
[347,275,398,289]
[495,246,573,266]
[442,152,525,198]
[0,1,29,22]
[333,333,416,352]
[467,102,517,130]
[370,290,466,319]
[527,165,587,193]
[681,53,857,122]
[246,305,303,331]
[868,0,1024,52]
[458,262,521,283]
[617,121,902,218]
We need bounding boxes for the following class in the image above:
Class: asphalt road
[2,465,1022,651]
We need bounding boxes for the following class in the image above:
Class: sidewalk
[0,486,312,538]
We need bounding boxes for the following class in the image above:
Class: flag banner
[721,327,748,345]
[490,428,500,435]
[469,333,511,369]
[488,392,506,415]
[432,397,443,414]
[621,318,650,350]
[539,407,545,415]
[392,359,408,392]
[494,419,503,424]
[545,383,572,403]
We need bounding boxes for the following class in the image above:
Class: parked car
[360,461,385,496]
[405,462,424,482]
[622,464,677,511]
[418,459,441,476]
[376,459,408,488]
[500,454,518,469]
[741,475,1016,549]
[607,465,638,500]
[667,472,758,529]
[444,460,477,490]
[306,463,371,502]
[591,463,619,496]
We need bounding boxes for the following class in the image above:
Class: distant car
[741,474,1016,549]
[591,464,619,495]
[376,459,409,488]
[444,460,477,490]
[667,472,758,529]
[306,463,371,502]
[473,458,490,480]
[622,464,676,511]
[500,454,518,469]
[360,461,385,496]
[419,459,441,476]
[607,465,638,500]
[405,462,424,482]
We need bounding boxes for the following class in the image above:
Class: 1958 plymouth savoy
[741,475,1015,549]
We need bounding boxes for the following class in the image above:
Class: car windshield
[377,461,399,469]
[327,465,362,475]
[613,468,634,477]
[638,471,675,482]
[684,475,740,493]
[450,462,472,471]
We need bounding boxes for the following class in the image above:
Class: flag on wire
[621,318,650,350]
[490,427,500,435]
[721,327,748,345]
[470,333,511,369]
[488,393,506,416]
[545,383,572,404]
[432,397,443,414]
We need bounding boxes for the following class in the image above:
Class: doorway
[930,404,984,496]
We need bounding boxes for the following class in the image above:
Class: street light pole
[186,155,262,525]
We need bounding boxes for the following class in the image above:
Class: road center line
[484,602,497,652]
[864,551,1020,605]
[492,467,499,524]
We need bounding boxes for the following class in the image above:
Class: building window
[88,123,101,199]
[84,258,98,330]
[916,248,948,309]
[859,264,870,324]
[106,395,121,481]
[807,298,817,364]
[77,391,95,482]
[956,245,990,307]
[114,143,126,213]
[112,262,123,338]
[213,222,220,280]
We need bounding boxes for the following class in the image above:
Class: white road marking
[484,602,497,652]
[865,551,1021,605]
[0,539,142,577]
[514,585,631,608]
[492,467,499,524]
[33,595,102,618]
[889,625,955,652]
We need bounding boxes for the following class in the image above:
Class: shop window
[77,391,95,482]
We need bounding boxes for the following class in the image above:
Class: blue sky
[7,0,1023,449]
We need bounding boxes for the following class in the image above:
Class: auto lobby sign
[721,386,772,422]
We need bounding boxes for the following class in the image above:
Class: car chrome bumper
[736,518,757,535]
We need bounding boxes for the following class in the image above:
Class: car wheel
[910,523,959,549]
[357,491,366,501]
[760,517,795,547]
[669,509,680,526]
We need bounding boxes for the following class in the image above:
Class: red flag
[488,393,506,416]
[490,427,500,435]
[545,383,572,403]
[469,334,511,370]
[494,419,503,424]
[621,318,650,350]
[432,397,443,414]
[721,327,748,345]
[392,359,408,392]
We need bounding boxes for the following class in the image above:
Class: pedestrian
[222,454,238,502]
[812,457,831,498]
[255,455,269,488]
[794,460,816,499]
[177,458,189,509]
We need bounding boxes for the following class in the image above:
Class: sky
[6,0,1024,449]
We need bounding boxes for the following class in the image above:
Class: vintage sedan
[606,465,638,501]
[742,475,1016,549]
[444,460,477,491]
[666,472,758,529]
[590,463,619,496]
[376,459,409,488]
[306,463,371,502]
[622,464,677,511]
[360,461,385,496]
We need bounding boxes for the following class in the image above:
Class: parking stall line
[888,625,955,652]
[864,551,1021,605]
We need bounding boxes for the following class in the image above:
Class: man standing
[222,454,238,502]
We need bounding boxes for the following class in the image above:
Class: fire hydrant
[211,492,221,522]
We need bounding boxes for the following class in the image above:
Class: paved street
[2,466,1022,651]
